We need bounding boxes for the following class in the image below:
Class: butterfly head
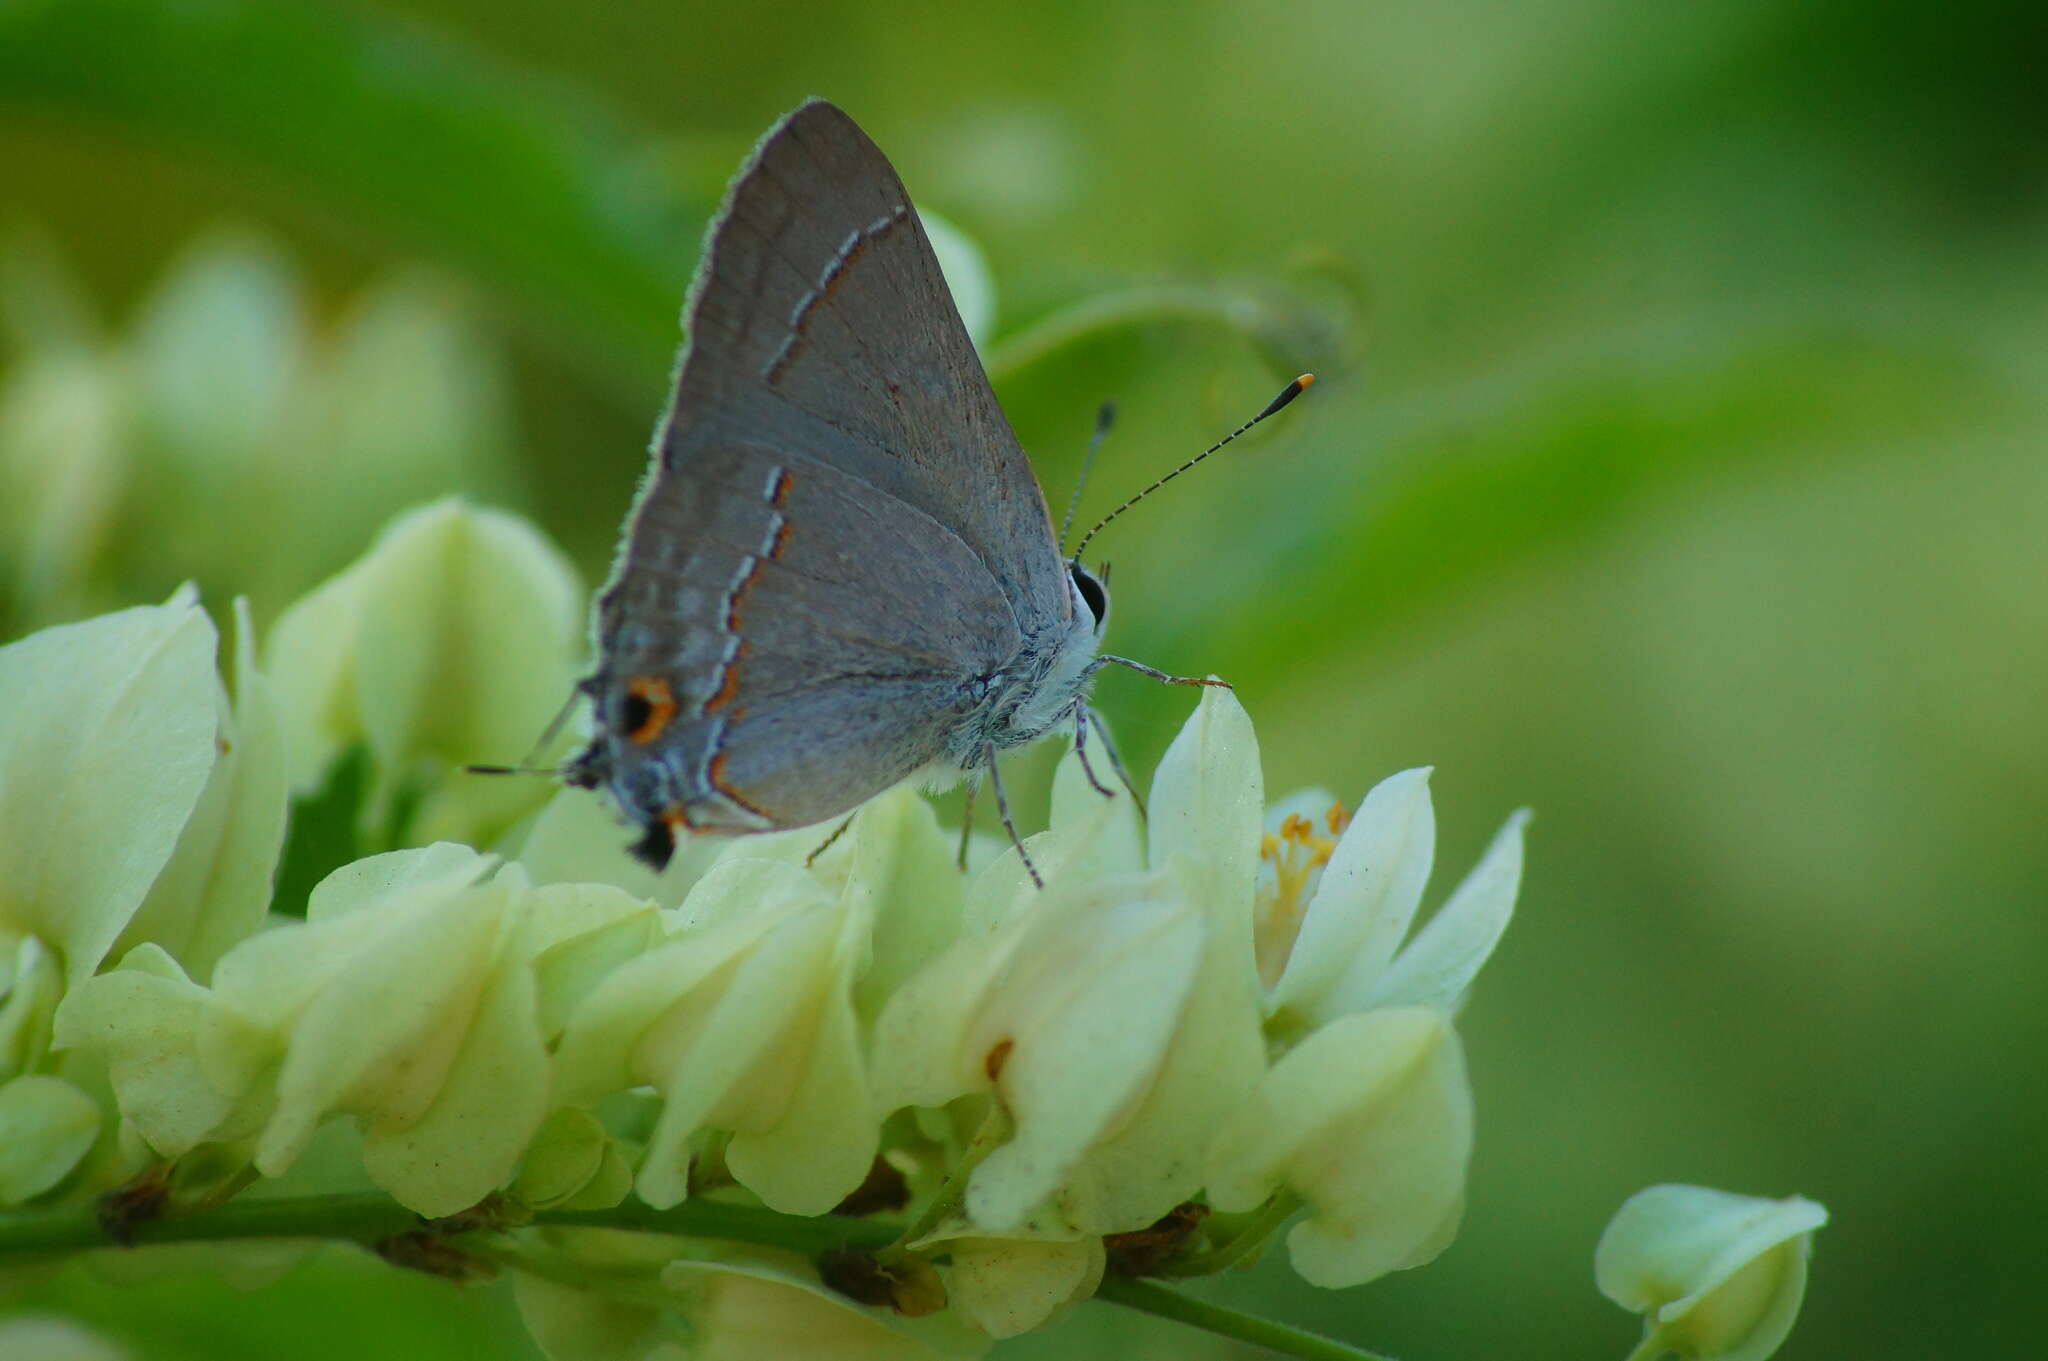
[1070,559,1109,635]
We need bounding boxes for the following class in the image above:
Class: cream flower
[1205,1006,1471,1287]
[1596,1185,1828,1361]
[0,586,221,987]
[535,782,968,1218]
[0,230,522,624]
[0,350,123,625]
[59,844,644,1217]
[872,688,1271,1237]
[1199,731,1527,1288]
[944,1236,1104,1339]
[510,1232,987,1361]
[113,598,289,980]
[0,589,289,1205]
[549,859,876,1217]
[873,857,1211,1234]
[0,936,62,1083]
[265,499,582,848]
[0,1073,101,1203]
[1265,767,1528,1027]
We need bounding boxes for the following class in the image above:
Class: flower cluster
[0,499,1824,1361]
[0,228,519,632]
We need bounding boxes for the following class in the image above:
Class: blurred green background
[4,0,2044,1357]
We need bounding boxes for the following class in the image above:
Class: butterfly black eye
[1070,563,1109,630]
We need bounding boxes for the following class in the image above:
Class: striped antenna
[1058,400,1117,555]
[1068,374,1312,565]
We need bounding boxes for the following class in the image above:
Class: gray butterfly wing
[580,99,1065,845]
[664,98,1071,625]
[590,437,1020,833]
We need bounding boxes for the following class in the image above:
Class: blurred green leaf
[0,0,695,396]
[1139,325,2025,694]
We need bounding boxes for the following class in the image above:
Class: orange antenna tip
[1256,373,1316,420]
[1068,369,1318,563]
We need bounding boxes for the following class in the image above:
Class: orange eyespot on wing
[623,676,678,744]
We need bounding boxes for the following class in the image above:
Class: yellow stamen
[1254,800,1351,987]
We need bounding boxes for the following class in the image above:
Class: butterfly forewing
[586,100,1062,838]
[664,98,1070,625]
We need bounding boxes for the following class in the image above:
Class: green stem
[983,283,1316,384]
[0,1191,897,1260]
[465,1236,716,1312]
[546,1198,899,1255]
[1621,1328,1671,1361]
[0,1190,1400,1361]
[1096,1277,1398,1361]
[882,1099,1012,1256]
[0,1191,421,1254]
[1162,1190,1302,1277]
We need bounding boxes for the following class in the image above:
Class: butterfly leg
[1096,655,1232,689]
[984,741,1043,890]
[805,813,857,868]
[957,773,980,871]
[1083,704,1147,818]
[1071,702,1115,798]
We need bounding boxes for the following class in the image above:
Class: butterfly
[567,100,1290,876]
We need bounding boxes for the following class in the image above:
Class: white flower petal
[1206,1007,1472,1288]
[869,923,1022,1116]
[228,854,517,1177]
[511,1231,704,1361]
[303,842,488,924]
[1361,809,1528,1014]
[519,881,655,963]
[266,500,581,846]
[1596,1185,1827,1361]
[0,1074,101,1203]
[846,786,970,1025]
[316,276,517,522]
[263,566,369,792]
[360,928,548,1217]
[1046,736,1145,885]
[51,943,266,1157]
[1054,853,1268,1234]
[947,1236,1103,1338]
[131,231,302,473]
[530,906,663,1046]
[511,787,665,902]
[1270,767,1435,1022]
[0,353,125,616]
[1148,689,1264,904]
[1,936,63,1081]
[0,589,219,986]
[966,871,1207,1231]
[662,1256,987,1360]
[724,967,872,1215]
[548,862,810,1109]
[117,598,289,979]
[508,1107,609,1210]
[637,903,838,1210]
